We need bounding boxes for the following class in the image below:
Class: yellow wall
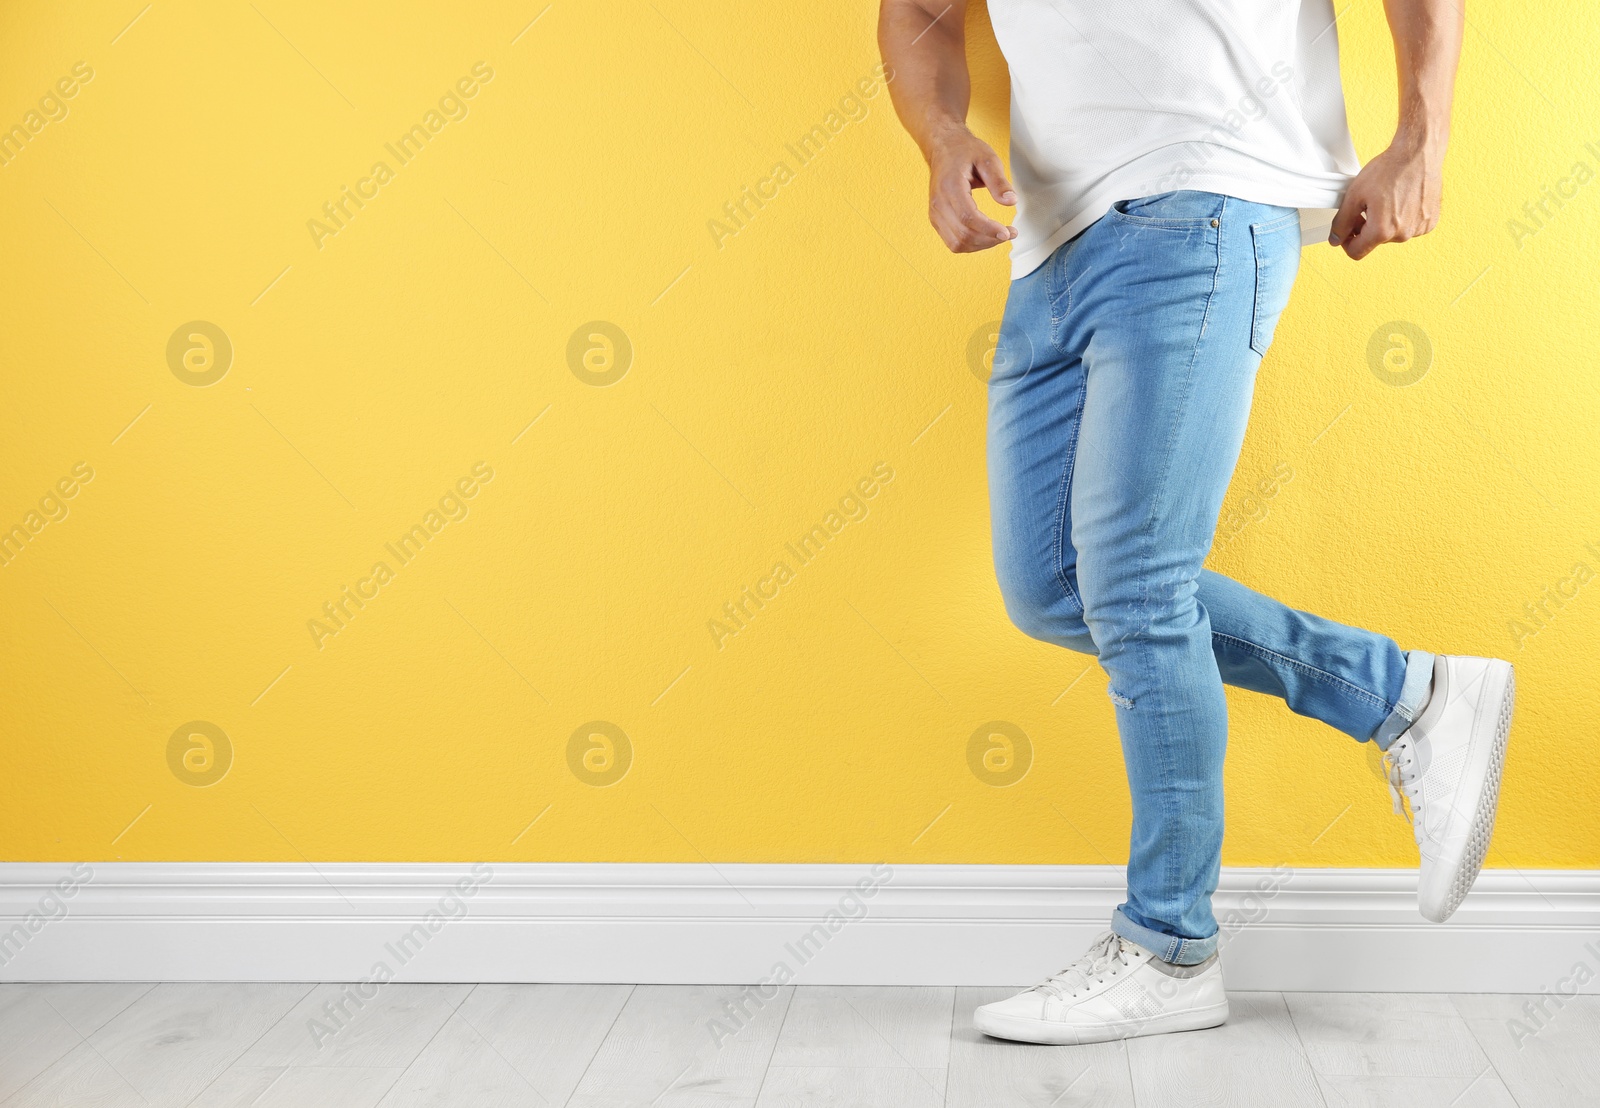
[3,1,1596,868]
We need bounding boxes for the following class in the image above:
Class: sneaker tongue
[1086,931,1121,963]
[1117,936,1152,959]
[1410,656,1450,734]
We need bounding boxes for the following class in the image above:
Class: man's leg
[989,191,1435,963]
[1201,569,1434,750]
[1067,193,1271,963]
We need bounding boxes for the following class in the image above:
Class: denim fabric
[986,191,1434,965]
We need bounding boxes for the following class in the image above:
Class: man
[878,0,1514,1045]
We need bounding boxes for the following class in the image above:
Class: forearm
[1329,0,1462,255]
[878,0,1016,252]
[1383,0,1463,164]
[877,0,972,159]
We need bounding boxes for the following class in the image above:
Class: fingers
[1340,205,1405,261]
[1340,217,1381,261]
[931,166,1015,253]
[1329,186,1394,261]
[922,132,1017,253]
[1328,188,1367,251]
[973,152,1017,207]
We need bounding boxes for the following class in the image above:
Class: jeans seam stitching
[1043,244,1081,344]
[1250,224,1267,356]
[1046,246,1064,330]
[1110,211,1220,230]
[1047,238,1077,332]
[1250,211,1302,235]
[1051,394,1085,609]
[1210,631,1391,710]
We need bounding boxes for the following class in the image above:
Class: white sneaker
[972,931,1228,1045]
[1383,654,1516,923]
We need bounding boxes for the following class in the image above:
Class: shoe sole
[973,999,1229,1046]
[1432,663,1515,922]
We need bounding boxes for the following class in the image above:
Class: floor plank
[766,986,954,1073]
[755,1066,945,1108]
[1312,1071,1520,1108]
[1129,991,1324,1107]
[759,986,953,1107]
[185,1065,291,1108]
[20,984,154,1039]
[3,1041,149,1108]
[566,984,792,1108]
[192,1066,403,1108]
[1452,991,1600,1107]
[945,986,1137,1108]
[1285,992,1491,1079]
[0,986,103,1102]
[234,983,473,1070]
[6,984,308,1108]
[0,983,158,1103]
[377,984,633,1107]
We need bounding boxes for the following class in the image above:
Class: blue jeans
[987,191,1435,964]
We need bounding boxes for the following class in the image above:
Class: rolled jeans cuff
[1371,648,1435,751]
[1111,906,1216,965]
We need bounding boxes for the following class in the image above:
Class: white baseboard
[3,863,1598,992]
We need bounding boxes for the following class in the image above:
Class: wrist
[920,115,971,160]
[1390,119,1450,170]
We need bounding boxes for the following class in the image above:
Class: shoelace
[1036,931,1131,999]
[1382,735,1424,843]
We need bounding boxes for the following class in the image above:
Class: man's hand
[1328,140,1444,260]
[926,123,1017,253]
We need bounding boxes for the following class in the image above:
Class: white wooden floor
[1,984,1594,1107]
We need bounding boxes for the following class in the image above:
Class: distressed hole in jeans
[1108,687,1134,709]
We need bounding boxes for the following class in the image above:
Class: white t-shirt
[988,0,1361,278]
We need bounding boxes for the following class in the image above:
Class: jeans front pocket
[1249,212,1303,357]
[1110,191,1226,230]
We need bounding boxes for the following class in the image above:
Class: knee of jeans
[1081,577,1201,657]
[995,562,1095,653]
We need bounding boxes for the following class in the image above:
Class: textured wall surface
[1,1,1595,866]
